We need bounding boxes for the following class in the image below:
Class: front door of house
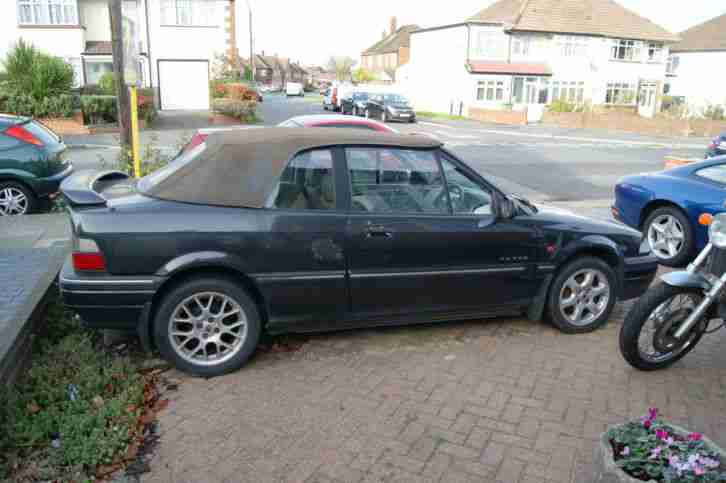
[513,76,548,122]
[638,82,658,118]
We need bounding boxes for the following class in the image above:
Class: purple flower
[656,429,668,440]
[621,446,630,456]
[643,419,652,429]
[649,446,663,459]
[688,454,700,466]
[669,455,680,467]
[688,432,703,441]
[664,436,675,446]
[648,407,658,420]
[693,465,705,476]
[699,456,720,469]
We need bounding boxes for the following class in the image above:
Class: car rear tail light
[4,125,44,146]
[72,238,106,271]
[184,133,208,152]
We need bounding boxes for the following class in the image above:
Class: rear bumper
[33,163,74,198]
[59,257,162,330]
[621,254,658,300]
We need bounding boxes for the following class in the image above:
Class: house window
[511,35,531,57]
[550,81,585,104]
[476,80,504,102]
[647,43,663,62]
[557,35,587,57]
[475,31,501,58]
[17,0,78,25]
[161,0,216,26]
[605,82,637,105]
[666,54,679,74]
[84,59,113,85]
[611,39,641,61]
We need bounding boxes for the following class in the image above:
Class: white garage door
[158,60,209,110]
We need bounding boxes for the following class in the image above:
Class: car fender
[661,270,712,291]
[155,250,253,278]
[554,234,625,289]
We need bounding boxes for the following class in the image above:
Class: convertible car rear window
[138,142,206,193]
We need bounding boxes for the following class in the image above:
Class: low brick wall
[542,111,726,138]
[38,110,89,136]
[468,107,527,126]
[209,112,243,125]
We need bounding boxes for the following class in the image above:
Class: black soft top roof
[142,127,442,208]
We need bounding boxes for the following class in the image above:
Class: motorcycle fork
[675,243,720,338]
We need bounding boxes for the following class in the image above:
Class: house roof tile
[362,25,420,55]
[671,13,726,53]
[467,0,679,43]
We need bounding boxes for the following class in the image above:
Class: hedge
[79,92,157,126]
[212,98,258,123]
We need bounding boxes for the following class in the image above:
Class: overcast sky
[236,0,725,67]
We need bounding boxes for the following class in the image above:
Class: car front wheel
[546,257,617,333]
[153,276,261,377]
[0,181,36,216]
[643,207,693,267]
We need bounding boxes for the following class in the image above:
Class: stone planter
[594,423,726,483]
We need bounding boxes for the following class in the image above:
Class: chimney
[390,16,397,34]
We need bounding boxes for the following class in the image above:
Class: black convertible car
[60,128,657,376]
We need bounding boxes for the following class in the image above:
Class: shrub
[703,104,726,121]
[224,83,258,102]
[548,99,577,113]
[212,98,258,123]
[80,95,117,125]
[210,80,228,99]
[2,92,73,118]
[98,72,116,95]
[2,39,74,103]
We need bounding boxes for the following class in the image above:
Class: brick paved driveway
[143,300,726,483]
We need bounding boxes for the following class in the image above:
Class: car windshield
[353,93,369,100]
[383,94,408,103]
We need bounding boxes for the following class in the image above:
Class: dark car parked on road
[365,93,416,123]
[341,92,370,116]
[706,133,726,158]
[0,114,73,215]
[60,128,657,376]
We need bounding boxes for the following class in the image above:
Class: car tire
[0,181,36,216]
[153,276,261,377]
[643,207,693,267]
[546,257,617,334]
[353,107,359,116]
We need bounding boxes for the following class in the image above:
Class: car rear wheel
[0,181,36,216]
[546,257,617,333]
[643,207,693,267]
[153,276,261,377]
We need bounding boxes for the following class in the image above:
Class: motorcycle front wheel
[619,283,706,371]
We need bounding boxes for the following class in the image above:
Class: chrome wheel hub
[0,187,28,216]
[559,268,610,326]
[169,292,247,366]
[638,293,701,362]
[648,214,684,260]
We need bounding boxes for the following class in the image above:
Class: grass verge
[415,111,468,121]
[0,291,161,482]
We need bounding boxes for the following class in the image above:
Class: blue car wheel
[643,207,694,267]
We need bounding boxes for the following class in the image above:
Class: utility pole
[109,0,131,148]
[246,0,255,81]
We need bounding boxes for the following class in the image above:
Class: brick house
[666,12,726,114]
[360,17,419,83]
[397,0,679,119]
[252,53,307,88]
[0,0,238,110]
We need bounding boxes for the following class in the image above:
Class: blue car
[613,156,726,267]
[706,133,726,158]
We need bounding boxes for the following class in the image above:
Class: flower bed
[598,408,725,482]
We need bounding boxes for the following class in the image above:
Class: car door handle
[365,225,392,238]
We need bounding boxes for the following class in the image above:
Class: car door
[368,94,383,118]
[344,146,539,318]
[258,147,350,330]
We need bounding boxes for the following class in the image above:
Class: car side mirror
[496,195,516,220]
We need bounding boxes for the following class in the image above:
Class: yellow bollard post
[129,86,141,178]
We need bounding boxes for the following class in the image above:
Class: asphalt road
[67,93,708,207]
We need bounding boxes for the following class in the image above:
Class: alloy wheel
[0,187,29,216]
[648,214,685,260]
[168,292,248,366]
[559,268,610,327]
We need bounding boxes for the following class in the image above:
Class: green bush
[703,104,726,121]
[80,95,117,125]
[2,39,74,104]
[98,72,116,95]
[3,92,73,118]
[548,99,577,113]
[212,98,259,123]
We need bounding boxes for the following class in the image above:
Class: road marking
[418,121,453,129]
[475,128,705,149]
[435,130,479,140]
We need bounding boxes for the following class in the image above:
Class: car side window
[346,148,448,214]
[440,155,493,215]
[267,149,336,210]
[696,165,726,185]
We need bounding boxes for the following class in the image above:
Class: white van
[286,82,304,97]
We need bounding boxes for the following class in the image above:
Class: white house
[0,0,237,110]
[666,12,726,115]
[397,0,679,120]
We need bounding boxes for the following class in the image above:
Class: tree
[352,67,376,84]
[327,56,355,81]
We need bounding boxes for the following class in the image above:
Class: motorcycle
[705,134,726,159]
[620,212,726,370]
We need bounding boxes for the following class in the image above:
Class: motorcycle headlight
[709,213,726,248]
